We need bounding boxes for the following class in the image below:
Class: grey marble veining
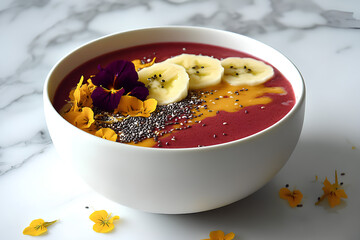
[0,0,359,175]
[1,0,360,239]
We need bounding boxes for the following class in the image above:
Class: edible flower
[69,76,94,110]
[279,187,303,208]
[95,128,117,141]
[203,230,235,240]
[91,60,149,112]
[315,170,347,207]
[89,210,119,233]
[23,219,57,236]
[132,57,156,71]
[64,107,95,130]
[115,95,157,117]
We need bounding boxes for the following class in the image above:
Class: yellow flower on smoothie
[63,107,95,130]
[115,95,157,117]
[75,107,95,129]
[316,170,347,207]
[89,210,119,233]
[95,128,117,141]
[69,76,94,108]
[23,219,57,236]
[87,78,97,92]
[279,187,303,208]
[203,230,235,240]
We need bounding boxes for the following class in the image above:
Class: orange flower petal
[87,78,97,93]
[73,76,84,103]
[116,95,143,115]
[328,194,341,207]
[209,230,225,240]
[63,110,81,125]
[323,178,332,191]
[75,107,95,129]
[79,84,93,107]
[143,98,157,115]
[335,189,348,199]
[279,187,292,199]
[316,171,348,207]
[95,128,117,141]
[224,232,235,240]
[279,187,303,207]
[132,57,156,71]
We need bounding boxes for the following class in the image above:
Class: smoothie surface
[54,42,295,148]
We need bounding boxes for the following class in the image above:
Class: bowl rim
[44,25,306,152]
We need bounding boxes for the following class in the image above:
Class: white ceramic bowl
[44,26,305,214]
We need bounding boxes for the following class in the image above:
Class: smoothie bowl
[43,26,305,214]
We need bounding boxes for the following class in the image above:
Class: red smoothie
[54,42,295,148]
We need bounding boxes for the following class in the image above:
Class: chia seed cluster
[94,92,205,144]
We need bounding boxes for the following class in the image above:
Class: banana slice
[165,54,224,90]
[221,57,274,86]
[137,62,189,105]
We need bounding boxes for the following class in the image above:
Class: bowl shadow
[146,136,359,237]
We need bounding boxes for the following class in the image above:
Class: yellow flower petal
[74,107,95,129]
[73,76,84,103]
[116,95,143,115]
[109,215,120,224]
[68,76,94,109]
[116,96,157,117]
[23,219,47,236]
[95,128,117,141]
[79,84,93,108]
[83,123,98,134]
[93,221,115,233]
[90,210,119,233]
[89,210,107,223]
[63,109,81,125]
[23,219,57,236]
[87,78,97,93]
[142,98,158,116]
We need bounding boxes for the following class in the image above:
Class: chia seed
[94,92,204,143]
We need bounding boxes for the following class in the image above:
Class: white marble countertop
[1,0,360,239]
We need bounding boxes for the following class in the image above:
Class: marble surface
[1,0,360,239]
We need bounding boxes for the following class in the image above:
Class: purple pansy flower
[91,60,149,112]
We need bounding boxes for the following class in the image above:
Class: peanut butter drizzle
[129,82,285,147]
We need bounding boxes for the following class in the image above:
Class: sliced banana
[165,54,224,90]
[221,57,274,86]
[137,62,189,105]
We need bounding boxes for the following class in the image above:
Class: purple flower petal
[92,60,139,90]
[90,59,149,112]
[112,61,139,90]
[129,86,149,101]
[92,66,111,87]
[91,87,125,112]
